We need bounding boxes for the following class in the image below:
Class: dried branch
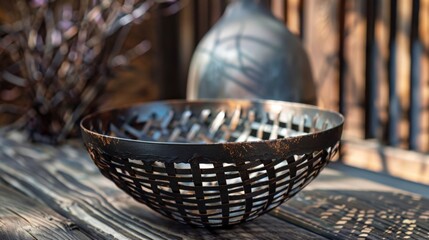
[0,0,177,144]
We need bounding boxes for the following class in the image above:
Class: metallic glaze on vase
[187,0,317,105]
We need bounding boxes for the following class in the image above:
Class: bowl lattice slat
[81,100,343,227]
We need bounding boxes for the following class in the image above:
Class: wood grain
[341,138,429,184]
[1,131,429,239]
[0,131,324,239]
[275,190,429,239]
[0,182,90,240]
[277,163,429,239]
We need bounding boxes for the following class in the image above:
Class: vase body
[187,0,316,104]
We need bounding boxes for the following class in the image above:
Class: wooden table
[0,131,428,240]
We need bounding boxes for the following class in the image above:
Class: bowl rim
[80,98,344,147]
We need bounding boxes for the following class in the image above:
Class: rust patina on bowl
[80,99,344,227]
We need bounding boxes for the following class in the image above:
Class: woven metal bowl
[80,99,343,227]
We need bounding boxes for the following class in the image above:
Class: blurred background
[1,0,428,183]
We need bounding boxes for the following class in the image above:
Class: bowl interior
[81,99,343,145]
[80,99,344,227]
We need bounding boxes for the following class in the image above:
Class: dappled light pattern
[278,190,429,239]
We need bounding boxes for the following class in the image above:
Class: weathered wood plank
[276,190,429,239]
[2,131,428,239]
[285,0,301,36]
[408,0,421,151]
[0,181,90,240]
[273,163,429,239]
[364,0,378,139]
[0,132,324,240]
[387,0,400,147]
[341,137,429,184]
[338,0,346,115]
[420,0,429,152]
[305,0,339,110]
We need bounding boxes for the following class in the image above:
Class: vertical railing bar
[284,0,289,25]
[364,0,378,139]
[387,0,399,147]
[220,0,228,12]
[195,0,209,43]
[298,0,305,40]
[193,0,200,45]
[409,0,421,150]
[155,2,182,99]
[338,0,346,115]
[206,0,212,29]
[209,0,222,25]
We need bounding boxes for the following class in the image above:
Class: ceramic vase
[187,0,316,105]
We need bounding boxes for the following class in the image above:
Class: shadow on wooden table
[0,132,428,239]
[276,190,429,239]
[0,132,320,239]
[84,188,429,240]
[119,201,318,239]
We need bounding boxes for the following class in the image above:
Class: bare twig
[0,0,172,144]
